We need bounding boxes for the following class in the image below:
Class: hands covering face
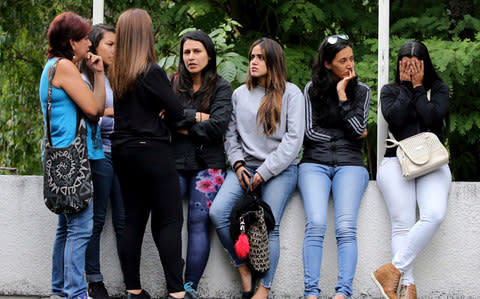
[399,57,424,87]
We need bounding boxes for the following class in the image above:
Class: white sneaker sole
[370,272,403,299]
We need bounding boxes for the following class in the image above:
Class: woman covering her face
[372,41,450,299]
[209,38,305,299]
[297,34,371,299]
[171,30,233,299]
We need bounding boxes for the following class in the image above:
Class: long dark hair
[173,30,218,112]
[394,41,441,90]
[80,24,115,86]
[309,36,358,124]
[246,38,286,136]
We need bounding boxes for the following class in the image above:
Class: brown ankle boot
[399,284,417,299]
[371,263,402,299]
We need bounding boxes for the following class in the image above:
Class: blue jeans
[209,165,298,288]
[178,169,225,288]
[85,153,125,282]
[297,163,369,299]
[51,200,93,298]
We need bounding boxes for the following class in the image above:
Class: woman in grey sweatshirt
[209,38,305,299]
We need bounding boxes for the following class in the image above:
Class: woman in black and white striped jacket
[297,34,371,299]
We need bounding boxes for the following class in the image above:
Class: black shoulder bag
[43,59,93,214]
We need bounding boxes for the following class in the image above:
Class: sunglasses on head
[327,34,349,44]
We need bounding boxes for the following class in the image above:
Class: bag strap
[385,131,400,149]
[241,170,265,203]
[45,58,82,147]
[241,170,255,195]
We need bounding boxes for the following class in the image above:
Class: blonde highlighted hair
[246,38,286,136]
[109,8,156,100]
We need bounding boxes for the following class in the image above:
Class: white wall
[0,175,479,298]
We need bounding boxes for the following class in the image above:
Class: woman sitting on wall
[209,37,305,299]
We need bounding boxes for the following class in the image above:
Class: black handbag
[43,59,93,214]
[229,171,275,273]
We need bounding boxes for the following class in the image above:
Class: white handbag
[385,131,449,180]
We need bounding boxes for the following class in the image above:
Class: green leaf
[179,27,196,36]
[218,60,237,82]
[158,57,167,68]
[164,55,176,71]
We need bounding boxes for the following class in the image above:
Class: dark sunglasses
[327,34,349,44]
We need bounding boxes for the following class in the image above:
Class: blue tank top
[39,58,104,160]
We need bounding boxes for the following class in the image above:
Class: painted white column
[92,0,104,25]
[377,0,390,166]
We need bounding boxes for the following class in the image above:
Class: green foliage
[276,1,326,38]
[283,46,316,88]
[0,0,91,174]
[1,0,480,180]
[390,5,451,39]
[449,14,480,37]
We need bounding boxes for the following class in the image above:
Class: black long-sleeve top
[301,80,371,167]
[381,80,450,157]
[112,63,184,146]
[172,77,233,170]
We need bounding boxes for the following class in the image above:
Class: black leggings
[113,139,184,293]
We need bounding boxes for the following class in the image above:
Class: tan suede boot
[399,284,417,299]
[371,263,402,299]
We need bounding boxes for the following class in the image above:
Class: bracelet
[233,161,245,172]
[200,113,202,122]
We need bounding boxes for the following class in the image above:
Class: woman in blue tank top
[39,12,106,299]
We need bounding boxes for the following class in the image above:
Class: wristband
[233,161,245,172]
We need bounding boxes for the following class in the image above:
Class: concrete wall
[0,175,479,298]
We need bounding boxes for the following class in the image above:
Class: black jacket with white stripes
[301,80,371,167]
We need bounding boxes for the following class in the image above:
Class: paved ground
[0,296,225,299]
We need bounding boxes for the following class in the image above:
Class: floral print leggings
[178,168,225,288]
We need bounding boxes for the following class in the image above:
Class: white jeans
[376,157,451,285]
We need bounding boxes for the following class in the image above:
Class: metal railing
[0,166,18,175]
